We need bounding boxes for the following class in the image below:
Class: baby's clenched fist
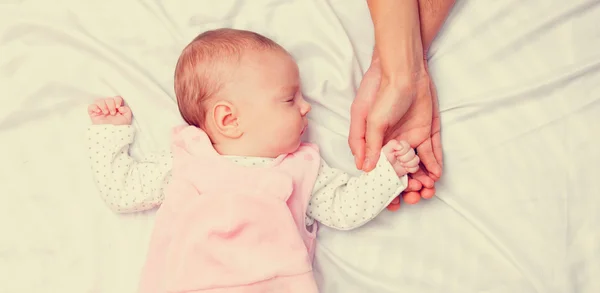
[88,96,132,125]
[382,139,420,177]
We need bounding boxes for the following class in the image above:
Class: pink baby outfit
[138,126,322,293]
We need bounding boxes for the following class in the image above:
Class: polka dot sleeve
[86,125,173,213]
[306,151,408,230]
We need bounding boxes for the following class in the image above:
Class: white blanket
[1,0,599,292]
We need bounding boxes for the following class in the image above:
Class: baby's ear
[211,101,242,138]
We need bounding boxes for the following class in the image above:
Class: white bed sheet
[1,0,599,292]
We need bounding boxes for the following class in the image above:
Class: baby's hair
[174,28,284,128]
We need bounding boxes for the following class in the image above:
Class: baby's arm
[87,97,172,213]
[306,140,419,230]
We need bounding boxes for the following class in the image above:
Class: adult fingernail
[433,166,441,177]
[363,158,370,171]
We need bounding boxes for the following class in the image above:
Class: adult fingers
[431,131,443,177]
[405,177,422,191]
[402,191,421,204]
[349,102,367,170]
[421,187,436,199]
[364,82,416,172]
[363,114,386,172]
[387,199,401,211]
[429,78,444,176]
[410,168,435,189]
[349,65,381,170]
[415,138,441,180]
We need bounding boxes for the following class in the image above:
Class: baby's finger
[95,100,110,115]
[392,140,410,155]
[113,96,124,107]
[392,161,408,177]
[105,98,117,115]
[381,140,397,157]
[385,139,400,149]
[117,106,129,114]
[403,155,420,168]
[87,104,101,115]
[406,165,419,174]
[397,148,416,163]
[399,140,410,150]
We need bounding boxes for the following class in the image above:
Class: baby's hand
[382,139,420,177]
[88,96,132,125]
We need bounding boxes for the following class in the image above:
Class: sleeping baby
[86,28,420,293]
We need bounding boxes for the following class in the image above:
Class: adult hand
[386,62,443,210]
[393,60,442,206]
[349,53,442,207]
[355,0,452,209]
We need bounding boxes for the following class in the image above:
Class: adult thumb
[363,118,385,172]
[349,104,368,170]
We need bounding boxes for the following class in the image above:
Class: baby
[86,29,420,293]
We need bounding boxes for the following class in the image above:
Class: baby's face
[229,49,311,157]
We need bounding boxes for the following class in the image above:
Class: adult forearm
[367,0,424,83]
[418,0,456,54]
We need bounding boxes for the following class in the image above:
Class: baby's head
[175,28,311,158]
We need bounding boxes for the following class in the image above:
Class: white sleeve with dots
[86,125,173,213]
[306,151,408,231]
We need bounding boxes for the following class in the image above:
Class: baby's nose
[301,101,311,115]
